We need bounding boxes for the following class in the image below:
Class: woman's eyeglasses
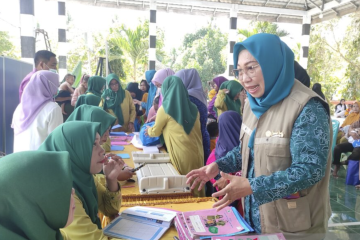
[232,64,260,80]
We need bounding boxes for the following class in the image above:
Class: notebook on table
[103,206,177,240]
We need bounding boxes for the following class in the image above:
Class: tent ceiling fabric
[61,0,360,24]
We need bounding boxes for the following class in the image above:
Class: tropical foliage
[308,13,360,100]
[173,23,228,88]
[0,31,19,59]
[109,23,148,80]
[237,21,289,40]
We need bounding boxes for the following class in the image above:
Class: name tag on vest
[287,202,297,209]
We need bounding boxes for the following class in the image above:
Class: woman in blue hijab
[145,70,157,116]
[186,33,332,239]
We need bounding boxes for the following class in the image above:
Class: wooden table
[112,143,194,205]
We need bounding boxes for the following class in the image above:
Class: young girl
[146,96,160,123]
[71,74,90,106]
[206,121,219,152]
[57,74,75,115]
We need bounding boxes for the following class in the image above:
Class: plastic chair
[332,119,340,162]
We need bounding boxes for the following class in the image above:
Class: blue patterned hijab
[233,33,294,119]
[145,70,156,115]
[233,33,294,148]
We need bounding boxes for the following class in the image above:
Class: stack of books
[210,233,286,240]
[174,206,253,240]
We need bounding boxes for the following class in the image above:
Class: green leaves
[0,31,19,59]
[175,23,227,88]
[237,21,289,40]
[308,14,360,101]
[108,20,166,80]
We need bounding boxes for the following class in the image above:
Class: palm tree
[238,21,289,40]
[110,24,148,80]
[292,42,301,61]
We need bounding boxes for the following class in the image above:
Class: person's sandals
[332,165,340,178]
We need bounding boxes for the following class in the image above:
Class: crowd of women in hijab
[1,33,337,240]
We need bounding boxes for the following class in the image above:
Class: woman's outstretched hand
[212,172,253,211]
[186,162,220,191]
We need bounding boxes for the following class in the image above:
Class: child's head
[207,121,219,138]
[65,74,75,85]
[81,74,90,89]
[140,80,149,92]
[153,96,160,111]
[207,81,215,89]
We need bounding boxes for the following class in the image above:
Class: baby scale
[132,152,191,195]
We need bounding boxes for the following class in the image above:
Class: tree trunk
[133,59,137,81]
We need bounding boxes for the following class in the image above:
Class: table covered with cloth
[99,142,216,239]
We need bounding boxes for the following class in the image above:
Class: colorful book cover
[110,136,133,141]
[175,212,201,240]
[182,207,253,238]
[111,141,130,145]
[210,233,286,240]
[174,215,187,240]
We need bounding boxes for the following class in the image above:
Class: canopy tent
[36,0,359,75]
[63,0,360,24]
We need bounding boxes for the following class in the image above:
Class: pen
[173,236,179,240]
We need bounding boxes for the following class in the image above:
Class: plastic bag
[140,122,160,146]
[346,160,360,185]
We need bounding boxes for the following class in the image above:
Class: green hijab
[39,121,102,229]
[66,105,116,136]
[75,94,101,108]
[161,76,198,134]
[87,76,106,97]
[101,73,125,125]
[219,80,243,115]
[0,151,72,240]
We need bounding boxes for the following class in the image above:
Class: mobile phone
[131,163,146,172]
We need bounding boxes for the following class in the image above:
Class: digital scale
[132,152,191,195]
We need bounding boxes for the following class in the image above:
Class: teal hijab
[87,76,106,97]
[75,94,101,108]
[219,80,243,116]
[145,70,157,115]
[233,33,294,118]
[161,76,198,134]
[66,105,116,136]
[39,122,103,229]
[233,33,294,148]
[0,151,72,240]
[101,73,125,125]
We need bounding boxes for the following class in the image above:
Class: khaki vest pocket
[266,145,291,173]
[275,197,311,233]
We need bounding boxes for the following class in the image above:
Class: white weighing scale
[132,152,191,195]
